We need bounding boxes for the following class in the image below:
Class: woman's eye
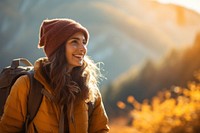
[83,41,87,45]
[71,40,78,45]
[70,39,87,46]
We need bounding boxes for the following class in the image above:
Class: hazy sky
[157,0,200,14]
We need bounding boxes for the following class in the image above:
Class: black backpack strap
[25,71,43,132]
[88,101,94,119]
[87,101,95,128]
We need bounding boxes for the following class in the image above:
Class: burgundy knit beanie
[38,18,89,58]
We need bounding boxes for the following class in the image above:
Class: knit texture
[38,18,89,58]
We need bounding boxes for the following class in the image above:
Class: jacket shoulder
[13,75,30,92]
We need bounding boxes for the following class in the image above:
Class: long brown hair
[48,42,100,105]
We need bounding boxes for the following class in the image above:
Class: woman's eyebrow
[70,37,86,42]
[70,37,80,40]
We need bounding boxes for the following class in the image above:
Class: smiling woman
[65,32,87,70]
[0,18,110,133]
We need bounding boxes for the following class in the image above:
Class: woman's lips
[73,54,84,59]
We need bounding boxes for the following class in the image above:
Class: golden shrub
[126,79,200,133]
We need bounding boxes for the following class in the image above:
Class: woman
[0,18,109,132]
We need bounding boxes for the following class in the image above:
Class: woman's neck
[66,66,73,75]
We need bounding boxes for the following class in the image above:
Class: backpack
[0,58,43,131]
[0,58,94,131]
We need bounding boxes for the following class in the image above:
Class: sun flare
[156,0,200,14]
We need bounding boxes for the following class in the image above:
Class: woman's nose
[79,44,87,53]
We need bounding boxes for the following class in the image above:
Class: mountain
[103,32,200,118]
[1,0,200,87]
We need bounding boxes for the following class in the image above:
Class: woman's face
[65,32,87,70]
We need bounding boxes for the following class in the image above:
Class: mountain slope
[103,32,200,118]
[0,0,200,87]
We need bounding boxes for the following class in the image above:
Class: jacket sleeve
[0,75,30,132]
[88,88,110,133]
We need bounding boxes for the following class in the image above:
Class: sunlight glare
[156,0,200,14]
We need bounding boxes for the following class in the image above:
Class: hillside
[1,0,200,86]
[104,32,200,118]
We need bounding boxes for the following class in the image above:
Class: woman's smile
[65,32,87,69]
[73,53,84,59]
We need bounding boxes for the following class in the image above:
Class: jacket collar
[33,57,54,94]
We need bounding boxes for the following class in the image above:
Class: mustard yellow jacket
[0,58,109,133]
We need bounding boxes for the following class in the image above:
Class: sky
[156,0,200,14]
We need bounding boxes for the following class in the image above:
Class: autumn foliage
[116,73,200,133]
